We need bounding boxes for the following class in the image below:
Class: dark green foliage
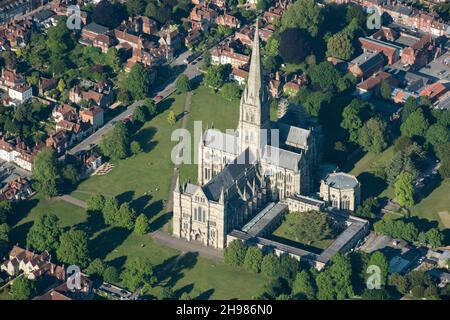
[224,240,247,267]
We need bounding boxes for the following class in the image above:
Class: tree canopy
[26,214,61,252]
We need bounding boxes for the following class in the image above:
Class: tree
[221,82,241,101]
[292,270,316,300]
[326,33,354,60]
[309,62,340,91]
[105,47,121,72]
[261,253,281,278]
[116,202,136,230]
[281,0,323,37]
[395,172,414,207]
[32,149,60,198]
[57,79,65,93]
[11,277,36,300]
[402,96,419,122]
[316,254,354,300]
[283,211,333,243]
[87,194,105,213]
[204,64,229,89]
[86,258,107,278]
[121,257,156,291]
[420,228,444,248]
[355,198,378,219]
[361,288,390,300]
[346,4,366,25]
[144,98,157,118]
[103,197,119,225]
[92,0,126,29]
[0,223,9,255]
[176,74,191,93]
[341,99,370,143]
[127,63,150,100]
[367,251,389,286]
[126,0,145,16]
[26,214,61,252]
[358,118,387,153]
[61,164,80,187]
[385,151,419,185]
[132,105,148,123]
[279,28,311,64]
[303,91,332,117]
[0,201,12,224]
[389,273,409,295]
[243,246,263,273]
[130,141,142,155]
[426,124,449,147]
[103,266,120,283]
[224,240,247,267]
[167,110,176,126]
[134,214,149,235]
[400,110,429,138]
[394,136,413,153]
[57,229,91,268]
[99,122,130,160]
[278,255,299,282]
[379,79,392,100]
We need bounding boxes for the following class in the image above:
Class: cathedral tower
[238,21,270,160]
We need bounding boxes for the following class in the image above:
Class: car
[88,143,95,148]
[154,95,163,102]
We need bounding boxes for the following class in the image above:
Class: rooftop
[324,172,359,189]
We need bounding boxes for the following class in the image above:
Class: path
[57,195,87,209]
[151,230,223,262]
[163,91,193,231]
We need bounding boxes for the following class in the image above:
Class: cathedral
[172,23,319,249]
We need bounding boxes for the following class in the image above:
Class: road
[66,50,201,156]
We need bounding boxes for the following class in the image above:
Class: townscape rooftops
[350,51,385,73]
[324,172,360,189]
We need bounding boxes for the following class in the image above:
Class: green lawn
[410,179,450,230]
[8,89,268,300]
[349,146,395,200]
[179,86,240,183]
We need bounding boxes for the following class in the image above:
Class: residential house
[80,22,110,46]
[229,67,248,86]
[185,29,202,47]
[0,68,25,90]
[46,130,70,155]
[283,74,307,97]
[33,9,57,29]
[189,4,217,31]
[0,176,34,202]
[401,34,433,69]
[52,104,78,123]
[268,72,282,99]
[216,13,240,29]
[38,77,58,96]
[1,245,66,281]
[211,45,249,68]
[7,84,33,105]
[0,19,32,47]
[80,106,104,130]
[92,33,116,53]
[159,27,182,57]
[0,0,32,24]
[34,273,93,300]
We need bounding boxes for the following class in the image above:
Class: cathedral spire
[245,20,262,106]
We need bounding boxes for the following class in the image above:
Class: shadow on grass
[357,172,388,200]
[9,198,39,226]
[157,97,175,115]
[131,194,152,216]
[9,221,33,246]
[74,210,105,237]
[90,227,131,260]
[195,288,215,300]
[156,252,198,288]
[107,255,127,272]
[116,190,135,204]
[174,283,194,298]
[415,176,441,204]
[404,216,439,233]
[149,211,171,232]
[134,127,157,153]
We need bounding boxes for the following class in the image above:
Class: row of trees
[374,218,444,248]
[87,194,149,234]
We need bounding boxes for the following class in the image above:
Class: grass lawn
[410,179,450,230]
[179,85,240,183]
[0,287,11,300]
[349,146,395,200]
